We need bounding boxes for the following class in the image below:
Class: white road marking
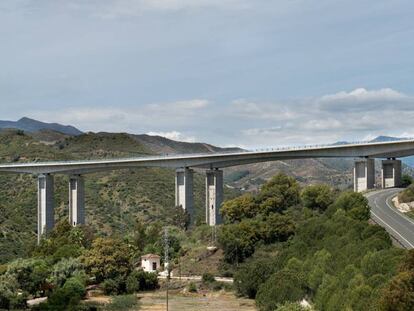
[384,193,414,226]
[370,191,414,248]
[370,210,414,248]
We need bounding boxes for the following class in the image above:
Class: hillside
[0,130,240,263]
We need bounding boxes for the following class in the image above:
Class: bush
[256,270,307,311]
[126,270,159,294]
[401,175,413,188]
[202,272,215,283]
[6,258,50,296]
[102,278,122,295]
[234,256,277,299]
[188,282,197,293]
[37,277,86,311]
[0,274,27,310]
[49,258,85,288]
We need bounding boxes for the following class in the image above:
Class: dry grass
[137,290,257,311]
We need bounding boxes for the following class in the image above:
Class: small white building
[141,254,161,273]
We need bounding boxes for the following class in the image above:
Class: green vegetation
[105,295,139,311]
[1,130,414,310]
[398,184,414,203]
[401,174,413,188]
[219,175,410,310]
[0,130,240,263]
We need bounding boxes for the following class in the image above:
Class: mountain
[0,117,83,136]
[131,134,242,155]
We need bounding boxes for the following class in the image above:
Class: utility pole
[164,227,169,311]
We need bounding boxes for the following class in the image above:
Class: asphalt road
[365,188,414,249]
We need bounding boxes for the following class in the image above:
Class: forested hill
[0,129,242,263]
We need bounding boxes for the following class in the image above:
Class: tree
[257,174,300,215]
[329,191,370,221]
[301,184,334,211]
[256,270,306,311]
[221,194,258,223]
[6,258,50,296]
[234,256,277,298]
[218,220,260,264]
[81,237,132,283]
[380,271,414,311]
[0,274,26,310]
[49,258,85,288]
[261,214,296,244]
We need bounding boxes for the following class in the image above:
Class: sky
[0,0,414,148]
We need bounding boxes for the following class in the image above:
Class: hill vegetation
[0,129,239,263]
[218,174,412,310]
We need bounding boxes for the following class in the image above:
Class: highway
[365,188,414,249]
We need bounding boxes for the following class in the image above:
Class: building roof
[141,253,161,259]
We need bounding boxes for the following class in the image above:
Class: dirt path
[137,290,257,311]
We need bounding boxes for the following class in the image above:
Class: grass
[106,295,140,311]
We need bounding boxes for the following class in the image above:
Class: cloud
[28,98,209,133]
[148,99,209,112]
[94,0,249,18]
[18,88,414,148]
[146,130,196,142]
[237,88,414,147]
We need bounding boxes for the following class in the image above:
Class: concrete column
[353,159,375,192]
[37,174,54,243]
[69,175,85,226]
[175,168,194,222]
[381,159,402,188]
[205,169,224,226]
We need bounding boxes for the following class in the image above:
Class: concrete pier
[37,174,54,243]
[354,159,375,192]
[175,168,194,222]
[69,175,85,226]
[205,169,223,226]
[381,159,402,188]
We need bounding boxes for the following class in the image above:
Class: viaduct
[0,139,414,243]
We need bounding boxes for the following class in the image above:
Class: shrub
[102,278,122,295]
[0,274,27,310]
[6,258,50,296]
[202,272,215,283]
[234,256,277,299]
[401,175,413,188]
[126,270,158,293]
[37,277,86,311]
[49,258,85,288]
[188,282,197,292]
[256,270,307,311]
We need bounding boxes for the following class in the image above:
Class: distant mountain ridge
[0,117,83,136]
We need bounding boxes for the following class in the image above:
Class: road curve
[365,188,414,249]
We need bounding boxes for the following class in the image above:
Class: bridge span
[1,139,414,243]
